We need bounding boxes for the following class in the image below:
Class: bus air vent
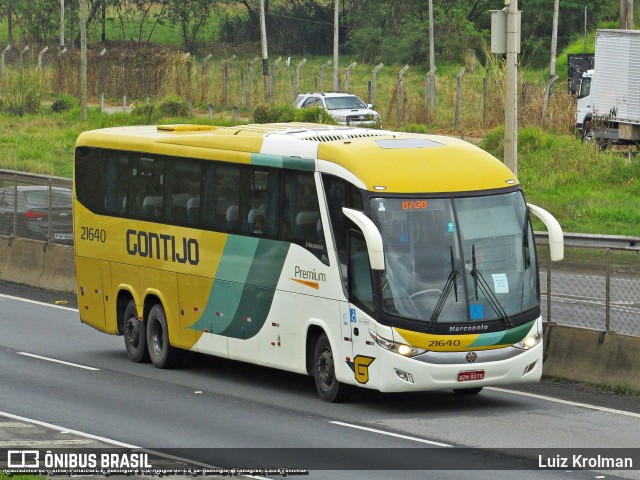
[157,124,217,132]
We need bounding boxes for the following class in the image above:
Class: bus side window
[348,231,375,313]
[322,174,364,283]
[165,158,201,226]
[130,156,165,220]
[202,163,241,232]
[282,170,327,263]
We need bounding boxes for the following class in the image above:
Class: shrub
[131,100,157,123]
[254,104,296,123]
[1,68,45,116]
[51,94,78,113]
[158,95,189,117]
[254,104,335,124]
[294,106,334,124]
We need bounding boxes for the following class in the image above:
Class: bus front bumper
[366,342,543,393]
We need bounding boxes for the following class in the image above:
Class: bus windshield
[370,191,539,325]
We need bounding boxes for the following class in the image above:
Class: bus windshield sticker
[491,273,509,294]
[377,201,385,211]
[470,303,484,320]
[447,222,456,233]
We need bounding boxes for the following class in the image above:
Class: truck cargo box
[592,29,640,124]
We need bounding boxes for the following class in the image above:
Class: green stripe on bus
[191,236,259,334]
[251,153,284,168]
[468,320,534,348]
[499,320,535,345]
[219,239,290,339]
[251,153,315,171]
[191,237,290,339]
[283,157,315,171]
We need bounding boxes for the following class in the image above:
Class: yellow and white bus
[73,123,563,402]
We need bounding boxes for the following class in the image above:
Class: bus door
[76,258,117,334]
[346,231,378,386]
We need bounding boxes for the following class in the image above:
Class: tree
[0,0,16,46]
[111,0,168,44]
[167,0,218,52]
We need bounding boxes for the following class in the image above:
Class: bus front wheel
[313,333,350,402]
[147,304,181,369]
[123,300,149,363]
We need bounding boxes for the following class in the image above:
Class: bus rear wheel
[313,333,350,402]
[147,304,181,369]
[123,300,149,363]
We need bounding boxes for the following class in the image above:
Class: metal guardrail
[535,231,640,251]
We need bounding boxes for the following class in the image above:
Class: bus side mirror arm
[527,203,564,261]
[342,207,385,270]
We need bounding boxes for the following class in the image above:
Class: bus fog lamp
[395,369,414,383]
[523,361,537,375]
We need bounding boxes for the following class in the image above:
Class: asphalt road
[1,280,639,480]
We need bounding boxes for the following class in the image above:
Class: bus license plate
[458,370,484,382]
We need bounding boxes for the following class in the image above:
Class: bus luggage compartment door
[76,256,109,332]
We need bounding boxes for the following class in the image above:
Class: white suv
[294,92,381,127]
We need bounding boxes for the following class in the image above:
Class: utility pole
[428,0,436,109]
[80,0,87,119]
[583,5,587,51]
[550,0,559,78]
[620,0,633,29]
[60,0,65,49]
[504,0,520,176]
[259,0,270,101]
[333,0,339,91]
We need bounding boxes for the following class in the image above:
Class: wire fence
[2,169,639,337]
[0,43,577,133]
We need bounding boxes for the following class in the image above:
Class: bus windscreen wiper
[428,246,459,328]
[471,244,511,328]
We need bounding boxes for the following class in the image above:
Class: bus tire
[123,300,149,363]
[313,333,350,403]
[453,387,483,395]
[147,303,181,369]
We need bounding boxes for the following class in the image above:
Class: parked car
[0,185,73,244]
[294,92,381,127]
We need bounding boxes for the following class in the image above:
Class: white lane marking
[0,411,257,477]
[0,293,79,312]
[329,421,452,447]
[488,387,640,419]
[17,352,100,371]
[2,293,271,477]
[4,294,639,424]
[0,410,138,448]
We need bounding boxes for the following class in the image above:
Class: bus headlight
[513,331,542,350]
[369,330,426,357]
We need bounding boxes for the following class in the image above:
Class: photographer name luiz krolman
[538,454,633,469]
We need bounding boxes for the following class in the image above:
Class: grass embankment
[481,127,640,236]
[1,106,638,236]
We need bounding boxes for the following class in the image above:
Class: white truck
[576,29,640,147]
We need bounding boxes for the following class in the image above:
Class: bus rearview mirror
[342,207,385,270]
